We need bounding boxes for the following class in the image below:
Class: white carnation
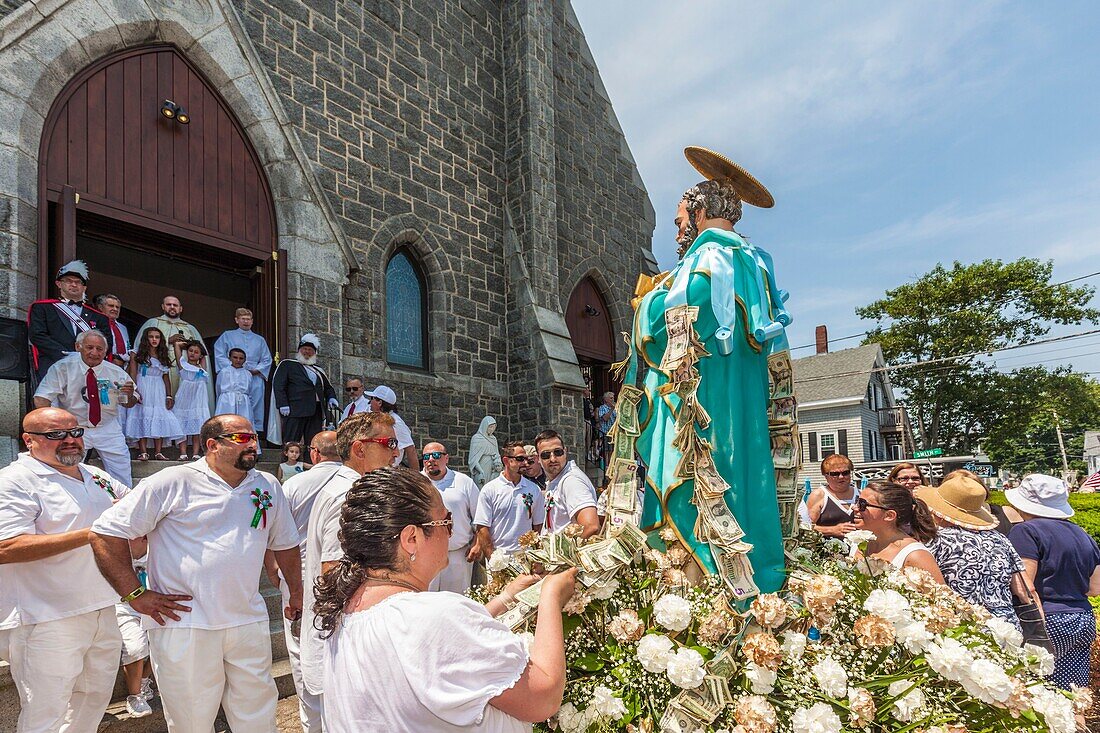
[745,661,777,694]
[653,594,693,632]
[894,619,934,653]
[555,703,583,733]
[1022,643,1056,676]
[959,659,1014,704]
[791,702,842,733]
[1028,684,1077,733]
[590,685,628,720]
[984,617,1023,650]
[843,530,876,559]
[924,637,970,681]
[487,548,509,572]
[666,647,706,689]
[780,630,808,660]
[590,578,619,600]
[811,656,848,698]
[636,634,675,673]
[862,588,912,624]
[887,680,926,722]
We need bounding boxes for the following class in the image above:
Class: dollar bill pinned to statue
[769,424,799,469]
[767,351,793,398]
[659,305,700,374]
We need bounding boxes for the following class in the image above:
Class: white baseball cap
[366,385,397,405]
[1005,474,1074,519]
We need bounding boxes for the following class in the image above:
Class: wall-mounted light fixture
[583,304,601,317]
[161,99,190,125]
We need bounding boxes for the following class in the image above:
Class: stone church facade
[0,0,656,462]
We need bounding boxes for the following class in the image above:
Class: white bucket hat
[1004,474,1074,519]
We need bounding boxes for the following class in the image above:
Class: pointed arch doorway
[565,276,619,471]
[37,44,286,359]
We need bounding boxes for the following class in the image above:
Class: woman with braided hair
[314,467,577,731]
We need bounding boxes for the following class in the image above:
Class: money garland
[766,349,803,544]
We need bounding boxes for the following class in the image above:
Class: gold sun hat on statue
[684,146,775,208]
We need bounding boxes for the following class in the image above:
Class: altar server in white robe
[213,309,273,433]
[216,349,253,421]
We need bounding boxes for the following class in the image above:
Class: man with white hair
[269,333,338,447]
[33,329,136,488]
[27,259,113,379]
[0,407,137,732]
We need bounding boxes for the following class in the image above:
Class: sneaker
[126,694,152,717]
[139,677,155,701]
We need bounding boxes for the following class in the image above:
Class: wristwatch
[121,586,146,603]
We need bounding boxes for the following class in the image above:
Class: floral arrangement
[476,526,1092,733]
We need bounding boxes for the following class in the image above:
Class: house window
[819,432,837,458]
[890,444,903,461]
[385,248,428,370]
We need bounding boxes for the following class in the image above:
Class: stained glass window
[385,249,427,369]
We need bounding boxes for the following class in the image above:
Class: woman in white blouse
[315,466,577,732]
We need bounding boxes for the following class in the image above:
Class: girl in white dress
[316,468,578,733]
[173,340,212,459]
[127,327,183,460]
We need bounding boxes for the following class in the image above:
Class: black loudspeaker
[0,316,30,382]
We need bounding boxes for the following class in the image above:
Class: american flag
[1081,470,1100,491]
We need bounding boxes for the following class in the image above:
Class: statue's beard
[296,354,317,366]
[676,222,698,258]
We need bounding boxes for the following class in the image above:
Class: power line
[790,268,1100,351]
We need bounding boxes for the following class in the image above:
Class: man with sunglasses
[339,378,368,422]
[271,429,339,732]
[473,440,546,556]
[34,328,136,489]
[90,414,301,733]
[0,408,139,732]
[804,454,861,538]
[535,429,600,539]
[298,411,399,713]
[420,441,481,593]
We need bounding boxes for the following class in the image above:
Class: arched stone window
[385,247,428,370]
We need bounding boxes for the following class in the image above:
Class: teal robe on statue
[630,227,790,594]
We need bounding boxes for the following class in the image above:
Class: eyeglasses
[360,436,399,450]
[391,512,454,539]
[216,432,257,444]
[345,386,362,393]
[855,498,888,512]
[421,451,447,460]
[504,454,534,463]
[895,475,922,483]
[825,470,852,478]
[26,428,85,440]
[539,448,566,460]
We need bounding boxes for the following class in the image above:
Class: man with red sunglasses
[90,414,301,733]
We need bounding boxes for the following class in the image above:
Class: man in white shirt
[268,429,339,733]
[34,329,136,489]
[90,415,302,733]
[340,377,368,422]
[212,308,274,433]
[299,411,399,710]
[473,440,546,554]
[0,407,131,732]
[535,429,599,538]
[421,440,482,592]
[365,384,418,468]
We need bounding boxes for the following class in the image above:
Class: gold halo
[684,146,774,208]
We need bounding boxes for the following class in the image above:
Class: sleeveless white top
[890,540,931,569]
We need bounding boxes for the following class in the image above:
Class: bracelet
[497,590,517,609]
[121,586,146,603]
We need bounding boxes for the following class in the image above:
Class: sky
[571,0,1100,375]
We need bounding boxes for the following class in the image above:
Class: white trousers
[428,547,474,593]
[82,422,133,489]
[7,607,122,733]
[149,621,276,733]
[281,578,323,732]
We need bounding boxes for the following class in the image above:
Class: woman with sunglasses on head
[805,454,861,538]
[316,467,578,732]
[887,461,927,490]
[852,481,944,581]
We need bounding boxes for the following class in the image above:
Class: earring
[410,553,416,563]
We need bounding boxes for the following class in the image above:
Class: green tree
[982,367,1100,476]
[856,258,1098,452]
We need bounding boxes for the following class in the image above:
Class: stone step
[85,456,282,482]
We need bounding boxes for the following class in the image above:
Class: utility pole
[1053,409,1069,473]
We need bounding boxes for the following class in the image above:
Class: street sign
[913,448,943,459]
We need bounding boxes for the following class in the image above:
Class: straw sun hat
[914,475,997,531]
[684,146,775,209]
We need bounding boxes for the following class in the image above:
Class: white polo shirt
[282,460,343,555]
[543,460,598,533]
[92,458,299,630]
[425,467,480,550]
[0,453,128,627]
[301,464,361,696]
[473,473,546,553]
[34,354,132,428]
